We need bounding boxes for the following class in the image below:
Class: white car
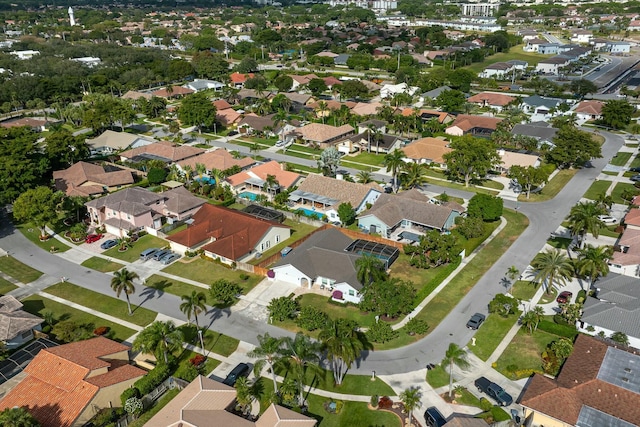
[598,215,617,224]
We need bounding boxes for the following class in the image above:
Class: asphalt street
[0,130,624,375]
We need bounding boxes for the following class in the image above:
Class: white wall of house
[445,126,464,136]
[607,262,640,277]
[578,323,640,349]
[357,190,382,213]
[358,214,390,237]
[256,227,290,254]
[272,264,312,287]
[332,282,361,304]
[536,62,561,74]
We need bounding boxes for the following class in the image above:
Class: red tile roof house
[229,72,255,89]
[573,100,604,123]
[519,334,640,427]
[151,85,195,99]
[0,337,146,427]
[445,114,503,137]
[166,203,291,262]
[177,149,255,175]
[85,186,206,237]
[225,160,304,199]
[292,123,355,149]
[53,161,134,198]
[402,137,452,168]
[119,141,205,165]
[609,208,640,277]
[0,117,53,132]
[467,92,515,112]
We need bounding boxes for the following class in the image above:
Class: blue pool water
[297,208,326,219]
[239,191,259,201]
[196,176,216,185]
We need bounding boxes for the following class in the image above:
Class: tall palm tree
[383,149,406,192]
[576,244,613,289]
[531,306,544,332]
[443,343,470,398]
[399,386,422,426]
[318,319,366,386]
[567,201,607,248]
[315,100,328,124]
[355,255,387,286]
[357,170,373,184]
[133,320,184,364]
[0,407,40,427]
[521,310,537,334]
[400,162,429,189]
[595,193,614,211]
[531,249,574,294]
[180,290,207,327]
[248,333,286,394]
[281,333,323,406]
[111,268,139,315]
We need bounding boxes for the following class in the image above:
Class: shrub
[404,318,430,335]
[553,314,571,326]
[93,326,109,336]
[467,193,503,222]
[488,294,518,317]
[378,396,393,409]
[370,395,379,407]
[120,387,141,407]
[366,321,399,343]
[537,319,578,339]
[267,296,299,322]
[134,364,171,396]
[296,306,329,331]
[189,354,206,366]
[239,273,249,281]
[576,289,587,304]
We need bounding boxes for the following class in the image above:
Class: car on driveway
[631,175,640,182]
[160,253,181,265]
[466,313,486,330]
[100,239,117,250]
[222,362,250,386]
[630,167,640,172]
[557,291,573,304]
[474,376,513,406]
[598,215,617,224]
[424,406,447,427]
[85,234,103,244]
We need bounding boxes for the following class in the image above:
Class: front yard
[495,328,558,379]
[80,257,124,273]
[15,222,71,253]
[510,280,539,301]
[0,256,43,283]
[469,312,520,361]
[520,169,577,202]
[163,258,262,294]
[102,234,168,263]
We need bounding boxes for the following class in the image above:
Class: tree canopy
[443,135,500,187]
[177,92,217,132]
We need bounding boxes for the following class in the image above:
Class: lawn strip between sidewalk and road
[0,277,18,295]
[468,312,521,361]
[163,258,262,294]
[81,256,125,273]
[0,256,43,283]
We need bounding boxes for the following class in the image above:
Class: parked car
[630,175,640,182]
[424,406,447,427]
[100,239,117,250]
[222,362,250,386]
[466,313,486,330]
[474,377,513,406]
[160,252,181,265]
[629,167,640,172]
[557,291,573,304]
[152,249,171,261]
[598,215,617,224]
[85,234,103,244]
[140,248,160,261]
[227,130,238,136]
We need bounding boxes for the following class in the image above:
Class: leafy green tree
[144,96,168,118]
[435,89,466,112]
[0,127,49,204]
[267,296,299,322]
[531,249,574,294]
[318,147,341,176]
[610,331,630,346]
[12,187,60,239]
[488,294,519,317]
[404,318,430,335]
[400,162,429,189]
[383,149,406,192]
[547,126,602,168]
[454,215,484,239]
[601,99,635,130]
[570,79,598,98]
[405,229,460,268]
[111,268,139,315]
[235,57,259,74]
[508,165,550,199]
[274,75,293,93]
[443,343,470,398]
[248,333,286,394]
[366,320,398,343]
[133,320,184,364]
[467,193,503,222]
[337,202,356,225]
[444,135,500,187]
[576,244,613,289]
[568,201,607,248]
[177,92,217,133]
[319,319,367,385]
[355,255,388,285]
[52,320,94,343]
[399,386,423,426]
[359,278,416,318]
[550,338,573,359]
[307,78,328,96]
[338,80,369,100]
[280,333,323,406]
[45,129,89,170]
[209,279,242,306]
[0,407,40,427]
[180,290,207,328]
[147,167,168,185]
[191,51,229,80]
[296,306,329,331]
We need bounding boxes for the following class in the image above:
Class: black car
[424,406,447,427]
[631,175,640,182]
[227,130,239,136]
[630,167,640,173]
[466,313,486,330]
[222,362,250,386]
[475,376,513,406]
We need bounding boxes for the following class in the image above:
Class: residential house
[337,130,402,155]
[229,72,254,89]
[151,86,194,99]
[85,186,205,237]
[606,41,632,54]
[226,160,304,197]
[445,115,502,137]
[238,114,278,136]
[522,95,565,120]
[53,161,134,197]
[0,337,146,427]
[573,100,604,123]
[166,203,290,262]
[609,205,640,277]
[538,43,561,55]
[0,295,42,348]
[237,88,272,102]
[121,90,153,101]
[628,20,640,31]
[379,83,419,99]
[477,62,515,79]
[402,137,452,168]
[282,92,315,112]
[0,117,52,132]
[357,119,386,134]
[570,29,593,44]
[536,57,570,75]
[184,79,224,92]
[214,99,242,127]
[350,101,384,117]
[146,375,316,427]
[357,189,463,239]
[119,141,204,165]
[85,130,155,157]
[416,109,454,125]
[289,174,382,223]
[523,38,547,53]
[289,73,319,91]
[420,85,452,101]
[177,149,255,175]
[467,92,515,111]
[511,122,558,148]
[292,123,354,148]
[519,334,640,427]
[494,149,541,174]
[333,53,350,66]
[10,50,39,60]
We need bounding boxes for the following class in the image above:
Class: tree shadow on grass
[140,279,172,302]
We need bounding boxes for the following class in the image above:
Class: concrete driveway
[233,279,299,323]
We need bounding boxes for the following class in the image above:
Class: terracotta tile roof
[575,100,604,115]
[294,174,381,210]
[0,117,48,129]
[121,90,153,100]
[624,208,640,227]
[178,149,255,172]
[85,363,146,388]
[217,108,242,126]
[402,137,452,164]
[230,72,254,83]
[290,74,319,85]
[467,92,515,107]
[294,123,354,143]
[151,86,194,98]
[53,162,134,196]
[46,336,131,370]
[351,102,384,116]
[213,99,233,110]
[167,204,290,259]
[448,114,502,132]
[226,160,302,189]
[612,228,640,265]
[323,76,342,87]
[120,141,205,162]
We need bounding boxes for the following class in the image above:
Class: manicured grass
[520,169,577,202]
[250,219,319,264]
[14,223,71,253]
[337,160,373,171]
[175,349,221,378]
[547,237,572,249]
[599,225,622,239]
[538,288,558,304]
[611,182,639,204]
[582,180,611,200]
[146,274,208,298]
[0,277,17,295]
[0,256,43,283]
[45,282,157,327]
[469,313,520,361]
[290,143,322,155]
[611,152,632,166]
[308,394,401,427]
[424,169,501,195]
[178,323,239,357]
[102,234,168,263]
[345,151,386,166]
[80,256,124,273]
[630,153,640,168]
[454,388,483,408]
[298,294,379,328]
[510,280,539,301]
[22,295,136,342]
[466,45,546,73]
[495,329,558,379]
[127,388,180,427]
[286,163,319,174]
[163,258,262,294]
[166,223,187,235]
[426,364,450,388]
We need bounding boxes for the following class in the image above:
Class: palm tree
[315,100,328,124]
[182,164,194,184]
[0,407,40,427]
[248,333,285,394]
[132,320,184,364]
[443,343,470,398]
[399,386,422,426]
[531,306,544,332]
[111,268,139,315]
[318,319,366,386]
[281,332,323,406]
[400,162,429,189]
[180,291,207,327]
[567,201,607,248]
[595,193,614,211]
[576,244,613,289]
[263,174,279,199]
[531,249,574,295]
[521,311,537,334]
[357,170,373,184]
[355,255,387,285]
[383,149,406,192]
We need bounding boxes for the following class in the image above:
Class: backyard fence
[114,377,188,427]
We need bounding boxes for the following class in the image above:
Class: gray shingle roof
[582,274,640,338]
[85,187,165,216]
[523,95,562,109]
[512,123,558,141]
[0,295,42,341]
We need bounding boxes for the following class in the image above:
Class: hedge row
[537,319,578,339]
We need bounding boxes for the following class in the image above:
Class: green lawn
[146,274,209,298]
[174,349,221,378]
[250,219,319,264]
[466,45,546,73]
[454,388,483,408]
[289,143,322,155]
[611,182,639,204]
[102,234,168,262]
[611,152,632,167]
[22,295,136,342]
[538,288,558,304]
[582,180,611,200]
[426,364,450,388]
[345,151,386,166]
[166,224,187,236]
[520,169,577,202]
[45,282,157,327]
[630,153,640,169]
[80,257,124,273]
[163,258,262,294]
[510,280,539,301]
[15,223,71,253]
[286,163,319,174]
[469,313,520,361]
[308,394,401,427]
[0,277,17,295]
[495,329,558,379]
[178,323,239,357]
[0,256,43,283]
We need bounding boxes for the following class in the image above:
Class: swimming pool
[239,191,259,201]
[196,176,216,185]
[297,207,326,220]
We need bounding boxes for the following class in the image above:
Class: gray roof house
[86,130,155,157]
[522,95,563,116]
[333,54,350,66]
[578,273,640,349]
[511,122,558,148]
[0,295,43,348]
[421,85,452,100]
[184,79,225,92]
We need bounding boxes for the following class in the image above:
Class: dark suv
[424,406,447,427]
[222,362,250,386]
[474,376,513,406]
